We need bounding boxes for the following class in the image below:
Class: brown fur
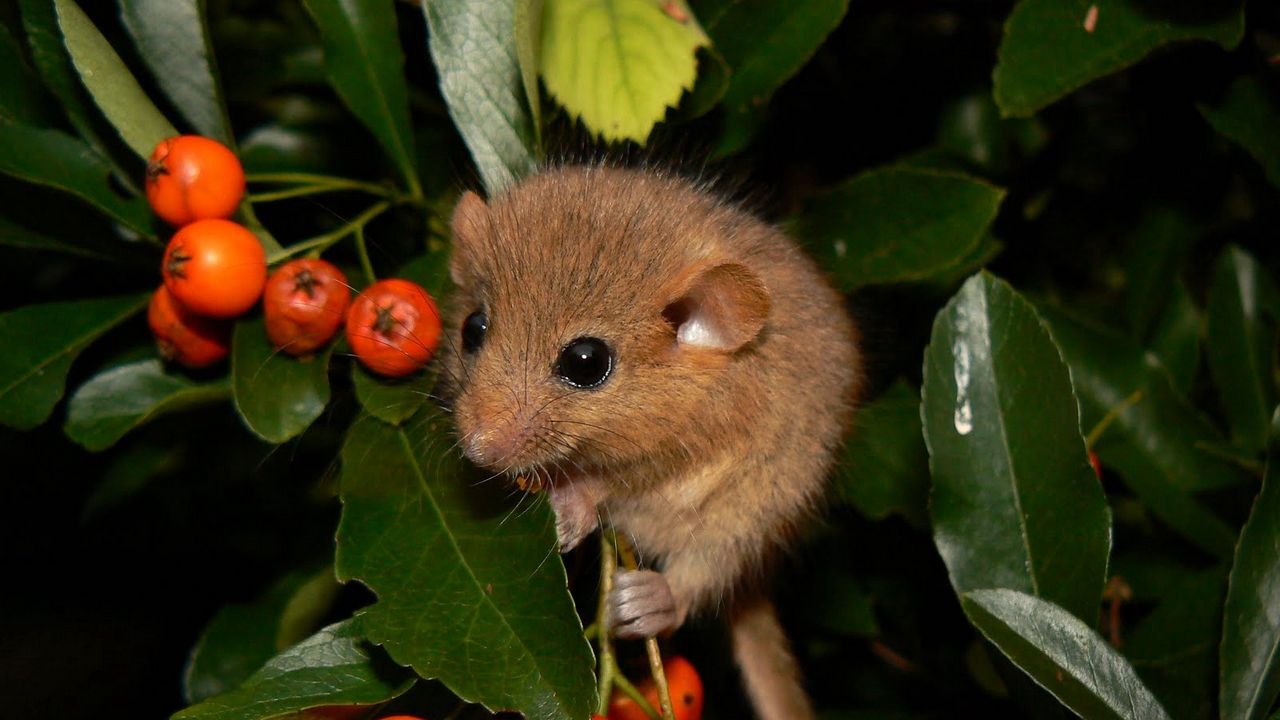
[440,165,861,719]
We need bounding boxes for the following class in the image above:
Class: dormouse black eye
[555,337,613,388]
[462,310,488,353]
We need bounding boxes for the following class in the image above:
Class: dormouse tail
[729,595,815,720]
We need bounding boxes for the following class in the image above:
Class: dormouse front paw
[608,569,679,639]
[548,482,599,553]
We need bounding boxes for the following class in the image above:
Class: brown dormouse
[440,165,861,720]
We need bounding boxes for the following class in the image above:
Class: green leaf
[0,215,129,262]
[184,568,341,704]
[173,619,414,720]
[795,168,1005,290]
[1207,246,1279,456]
[1098,439,1237,558]
[1122,208,1194,342]
[18,0,125,172]
[65,358,229,452]
[922,273,1111,622]
[514,0,545,145]
[53,0,178,159]
[1146,281,1200,395]
[351,362,431,426]
[0,20,58,125]
[1220,408,1280,720]
[1039,305,1243,557]
[336,410,598,720]
[301,0,420,197]
[120,0,233,143]
[231,316,333,445]
[961,589,1172,720]
[1200,76,1280,190]
[424,0,538,194]
[1039,304,1246,495]
[833,379,929,527]
[697,0,848,111]
[0,122,153,236]
[680,46,731,119]
[541,0,708,143]
[0,293,149,430]
[1127,568,1225,720]
[994,0,1245,118]
[82,440,184,519]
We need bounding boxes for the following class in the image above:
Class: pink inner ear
[665,263,771,351]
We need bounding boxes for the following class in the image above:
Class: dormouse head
[439,167,771,477]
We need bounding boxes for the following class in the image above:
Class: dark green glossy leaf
[1038,304,1247,495]
[795,168,1005,290]
[0,122,153,235]
[1097,439,1236,558]
[65,358,229,451]
[1147,282,1200,394]
[0,215,125,262]
[1207,246,1279,455]
[936,93,1045,176]
[53,0,177,159]
[994,0,1244,118]
[184,568,341,704]
[351,362,431,426]
[1127,568,1225,720]
[1220,408,1280,720]
[0,20,57,125]
[834,379,929,527]
[697,0,848,111]
[173,619,414,720]
[121,0,232,143]
[231,316,332,445]
[1200,76,1280,189]
[962,589,1171,720]
[0,293,148,429]
[18,0,123,171]
[1122,208,1194,343]
[681,46,731,119]
[1039,305,1243,557]
[514,0,544,143]
[336,410,597,720]
[922,273,1111,622]
[302,0,420,197]
[82,440,184,519]
[424,0,538,194]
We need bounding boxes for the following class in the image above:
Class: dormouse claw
[608,569,679,639]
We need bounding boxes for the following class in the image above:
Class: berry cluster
[144,136,440,377]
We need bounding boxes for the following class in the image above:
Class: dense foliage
[1,1,1279,719]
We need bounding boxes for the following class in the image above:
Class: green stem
[616,536,675,720]
[354,225,377,284]
[612,668,661,720]
[597,532,618,716]
[245,172,393,197]
[1083,388,1144,449]
[265,201,391,265]
[238,199,283,254]
[249,183,392,203]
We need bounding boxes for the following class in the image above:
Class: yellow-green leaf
[541,0,708,143]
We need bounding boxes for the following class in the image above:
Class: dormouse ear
[449,190,488,287]
[663,262,771,352]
